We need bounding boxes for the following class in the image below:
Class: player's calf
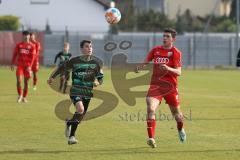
[65,119,71,138]
[174,113,186,143]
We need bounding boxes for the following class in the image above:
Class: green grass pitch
[0,67,240,160]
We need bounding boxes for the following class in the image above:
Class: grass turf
[0,67,240,160]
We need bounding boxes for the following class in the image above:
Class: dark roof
[94,0,110,8]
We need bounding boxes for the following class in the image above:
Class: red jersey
[146,45,182,87]
[11,42,36,67]
[31,41,41,62]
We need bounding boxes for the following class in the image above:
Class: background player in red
[30,32,41,90]
[11,31,36,102]
[135,28,186,148]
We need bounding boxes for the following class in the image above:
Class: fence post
[193,33,196,70]
[206,34,210,69]
[188,37,193,67]
[148,36,153,53]
[229,37,234,66]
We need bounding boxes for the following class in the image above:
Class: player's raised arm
[47,57,74,85]
[135,58,150,73]
[54,52,60,65]
[135,47,155,73]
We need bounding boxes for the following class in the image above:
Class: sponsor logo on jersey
[155,57,169,64]
[20,49,30,54]
[167,52,173,57]
[89,64,97,69]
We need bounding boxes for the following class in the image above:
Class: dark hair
[164,28,177,38]
[30,32,35,36]
[22,30,30,35]
[80,40,92,48]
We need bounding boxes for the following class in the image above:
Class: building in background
[0,0,110,32]
[165,0,232,19]
[133,0,164,13]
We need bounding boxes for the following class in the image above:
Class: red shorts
[16,66,32,78]
[32,61,39,72]
[147,84,180,107]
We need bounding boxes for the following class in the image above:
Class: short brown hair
[22,30,30,35]
[80,40,92,48]
[164,28,177,38]
[30,32,35,36]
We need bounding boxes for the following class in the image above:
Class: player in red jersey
[135,28,186,148]
[30,32,41,90]
[11,31,36,103]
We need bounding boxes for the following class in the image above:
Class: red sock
[177,121,183,131]
[152,119,156,136]
[33,77,37,86]
[23,88,28,97]
[147,119,156,138]
[17,86,22,96]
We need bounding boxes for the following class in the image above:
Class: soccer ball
[105,7,121,24]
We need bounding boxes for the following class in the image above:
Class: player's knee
[147,105,156,114]
[147,111,156,119]
[76,107,84,114]
[16,77,22,84]
[75,103,84,114]
[175,113,183,122]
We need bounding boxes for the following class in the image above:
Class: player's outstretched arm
[135,58,149,73]
[54,53,60,64]
[47,58,74,85]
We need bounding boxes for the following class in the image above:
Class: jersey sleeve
[54,52,61,64]
[51,57,74,78]
[146,48,155,62]
[11,44,19,65]
[173,50,182,67]
[96,62,104,83]
[92,56,104,84]
[37,42,41,53]
[30,45,36,67]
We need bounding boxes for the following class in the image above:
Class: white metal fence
[44,32,240,68]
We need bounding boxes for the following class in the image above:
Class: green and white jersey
[51,55,103,97]
[54,51,72,66]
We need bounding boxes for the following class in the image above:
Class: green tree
[0,15,20,31]
[45,19,52,34]
[175,11,184,34]
[229,0,240,21]
[176,9,203,33]
[136,9,175,32]
[212,19,236,32]
[115,0,136,31]
[201,15,236,32]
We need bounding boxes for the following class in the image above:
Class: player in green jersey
[48,40,103,145]
[54,42,72,93]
